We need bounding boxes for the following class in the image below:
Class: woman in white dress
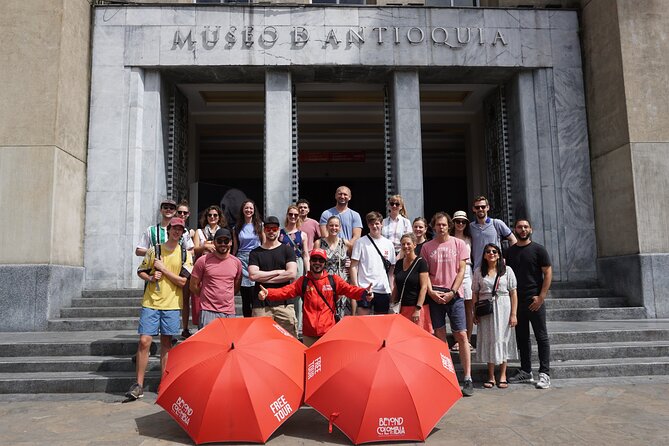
[472,243,518,389]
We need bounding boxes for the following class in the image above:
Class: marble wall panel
[564,226,597,279]
[125,26,161,66]
[195,6,232,26]
[426,7,461,28]
[484,8,520,29]
[161,6,196,26]
[458,8,484,28]
[126,6,162,26]
[485,28,521,67]
[95,6,126,27]
[519,10,550,29]
[521,28,552,67]
[548,9,578,30]
[92,25,126,68]
[550,29,582,69]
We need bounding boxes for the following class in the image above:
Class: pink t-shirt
[192,254,242,313]
[420,237,468,295]
[300,217,321,251]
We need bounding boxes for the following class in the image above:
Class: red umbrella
[304,314,461,444]
[156,317,306,444]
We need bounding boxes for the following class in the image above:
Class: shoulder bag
[475,272,500,317]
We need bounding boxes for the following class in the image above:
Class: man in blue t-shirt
[319,185,363,255]
[469,195,516,270]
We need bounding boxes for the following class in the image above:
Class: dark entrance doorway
[296,84,387,220]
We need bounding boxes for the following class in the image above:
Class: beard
[515,232,530,241]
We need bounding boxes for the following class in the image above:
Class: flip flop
[483,381,495,389]
[450,343,460,352]
[497,381,509,389]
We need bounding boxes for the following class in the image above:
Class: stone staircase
[0,283,667,393]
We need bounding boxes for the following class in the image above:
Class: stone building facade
[0,0,667,331]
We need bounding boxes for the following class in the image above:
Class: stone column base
[0,265,83,332]
[598,254,669,318]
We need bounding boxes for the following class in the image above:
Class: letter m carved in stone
[172,29,195,51]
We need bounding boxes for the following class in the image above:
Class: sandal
[483,381,495,389]
[497,381,509,389]
[450,343,460,352]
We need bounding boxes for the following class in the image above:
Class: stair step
[47,318,139,332]
[548,288,612,298]
[549,281,600,290]
[71,297,142,308]
[61,307,140,318]
[0,356,160,373]
[548,341,669,361]
[0,331,154,357]
[546,307,647,321]
[548,328,669,344]
[544,297,626,309]
[0,371,161,394]
[82,290,143,298]
[549,356,669,379]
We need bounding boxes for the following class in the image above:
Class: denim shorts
[357,292,390,315]
[429,296,466,332]
[138,307,181,336]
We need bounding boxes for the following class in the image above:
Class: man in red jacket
[259,248,373,346]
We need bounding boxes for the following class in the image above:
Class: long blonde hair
[389,194,408,218]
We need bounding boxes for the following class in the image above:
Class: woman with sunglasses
[392,233,432,333]
[472,243,518,389]
[280,205,310,336]
[314,215,350,320]
[176,200,197,338]
[233,200,264,318]
[382,194,413,256]
[193,205,226,258]
[450,210,474,351]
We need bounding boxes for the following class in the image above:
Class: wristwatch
[415,305,422,310]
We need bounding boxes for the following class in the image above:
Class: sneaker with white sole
[535,372,551,389]
[508,369,534,384]
[125,382,144,400]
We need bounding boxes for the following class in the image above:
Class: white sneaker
[536,372,551,389]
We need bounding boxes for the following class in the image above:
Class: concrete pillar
[390,71,424,220]
[264,70,294,219]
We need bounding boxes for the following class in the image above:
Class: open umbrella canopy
[156,317,306,444]
[305,314,461,444]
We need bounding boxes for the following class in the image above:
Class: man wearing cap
[469,196,516,271]
[126,218,193,401]
[259,249,373,346]
[248,216,299,337]
[190,228,242,328]
[135,199,195,257]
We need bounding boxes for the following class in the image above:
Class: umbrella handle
[328,412,340,434]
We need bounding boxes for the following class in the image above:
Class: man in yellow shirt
[126,217,193,401]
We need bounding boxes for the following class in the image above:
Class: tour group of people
[125,187,553,401]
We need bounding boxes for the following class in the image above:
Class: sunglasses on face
[207,213,219,218]
[287,213,299,217]
[389,202,401,207]
[176,210,189,216]
[264,226,279,233]
[485,249,499,254]
[215,237,231,245]
[161,205,176,211]
[454,220,467,225]
[311,257,326,263]
[474,205,487,210]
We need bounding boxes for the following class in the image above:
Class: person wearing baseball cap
[190,228,242,329]
[128,216,193,401]
[258,248,373,346]
[135,198,194,257]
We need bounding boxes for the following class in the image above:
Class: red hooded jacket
[265,271,367,337]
